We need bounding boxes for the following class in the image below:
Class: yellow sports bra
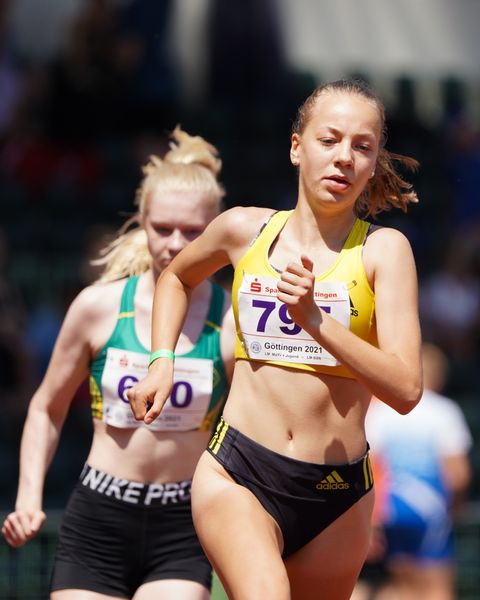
[232,210,377,378]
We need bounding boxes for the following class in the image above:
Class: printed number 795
[252,299,331,335]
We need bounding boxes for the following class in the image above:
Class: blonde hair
[94,127,225,283]
[292,79,419,217]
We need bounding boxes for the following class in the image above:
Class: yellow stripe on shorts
[367,456,374,486]
[209,419,229,455]
[362,456,371,490]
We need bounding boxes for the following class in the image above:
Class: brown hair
[292,79,419,217]
[94,127,225,282]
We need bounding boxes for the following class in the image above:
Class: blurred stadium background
[0,0,479,598]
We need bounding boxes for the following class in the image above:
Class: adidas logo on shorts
[315,470,350,490]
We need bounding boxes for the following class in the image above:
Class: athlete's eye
[183,229,202,240]
[155,227,173,236]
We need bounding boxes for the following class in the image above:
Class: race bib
[101,348,213,430]
[238,274,350,365]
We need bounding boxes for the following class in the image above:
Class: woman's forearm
[309,312,422,414]
[16,402,64,510]
[151,270,193,352]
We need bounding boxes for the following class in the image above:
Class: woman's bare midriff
[223,359,371,464]
[87,420,211,483]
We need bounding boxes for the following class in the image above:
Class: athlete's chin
[154,258,172,272]
[315,191,354,207]
[323,184,355,199]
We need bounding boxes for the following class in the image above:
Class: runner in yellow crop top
[128,80,423,600]
[232,209,376,378]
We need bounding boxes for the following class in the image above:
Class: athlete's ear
[290,133,300,167]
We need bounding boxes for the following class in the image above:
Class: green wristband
[148,349,175,366]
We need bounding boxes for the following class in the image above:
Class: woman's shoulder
[70,278,127,321]
[363,224,416,284]
[216,206,276,247]
[364,224,414,256]
[50,279,128,350]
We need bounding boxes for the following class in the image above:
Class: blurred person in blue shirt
[355,343,472,600]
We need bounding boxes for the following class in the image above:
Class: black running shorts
[208,417,374,557]
[50,465,212,596]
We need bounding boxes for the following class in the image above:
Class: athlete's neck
[289,204,357,252]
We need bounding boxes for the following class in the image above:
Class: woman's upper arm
[31,288,100,419]
[367,228,422,376]
[167,206,274,289]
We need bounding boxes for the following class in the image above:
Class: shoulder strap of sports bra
[203,282,225,332]
[118,276,139,318]
[343,219,371,250]
[249,210,292,248]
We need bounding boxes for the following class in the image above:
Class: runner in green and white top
[2,127,235,600]
[90,274,229,432]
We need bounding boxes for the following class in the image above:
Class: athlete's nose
[334,140,354,167]
[167,229,187,255]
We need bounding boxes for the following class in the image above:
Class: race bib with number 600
[101,348,213,430]
[238,273,350,366]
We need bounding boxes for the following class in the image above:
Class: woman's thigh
[285,490,375,600]
[51,591,125,600]
[192,452,289,600]
[133,579,210,600]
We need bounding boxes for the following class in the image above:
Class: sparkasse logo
[250,278,261,293]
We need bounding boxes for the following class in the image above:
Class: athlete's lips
[324,173,351,185]
[324,174,351,192]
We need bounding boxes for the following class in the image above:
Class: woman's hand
[2,508,46,548]
[277,255,321,334]
[127,358,175,425]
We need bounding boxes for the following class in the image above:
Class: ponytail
[93,127,224,283]
[356,150,419,217]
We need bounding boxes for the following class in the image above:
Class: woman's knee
[218,561,290,600]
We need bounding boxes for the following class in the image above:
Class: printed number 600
[118,376,193,408]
